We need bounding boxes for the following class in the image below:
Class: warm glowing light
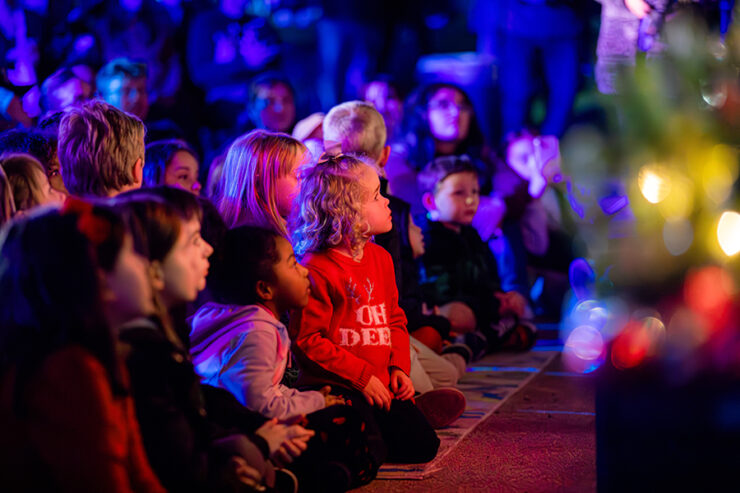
[684,266,736,331]
[611,321,651,370]
[663,219,693,255]
[657,175,693,219]
[717,211,740,256]
[638,165,671,204]
[704,145,738,205]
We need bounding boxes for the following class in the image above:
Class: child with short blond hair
[58,100,145,198]
[290,153,440,464]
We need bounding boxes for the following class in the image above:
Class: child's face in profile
[104,233,155,322]
[358,166,392,236]
[252,82,296,133]
[160,216,213,307]
[30,164,65,208]
[430,171,480,227]
[165,151,202,195]
[427,87,472,143]
[275,149,307,219]
[270,236,311,311]
[100,75,149,120]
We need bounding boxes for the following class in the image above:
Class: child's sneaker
[415,388,467,429]
[441,342,473,364]
[498,321,537,352]
[458,331,488,361]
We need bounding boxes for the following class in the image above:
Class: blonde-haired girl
[289,153,440,465]
[215,129,307,238]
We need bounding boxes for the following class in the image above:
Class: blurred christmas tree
[559,3,740,377]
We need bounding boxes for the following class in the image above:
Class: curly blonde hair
[290,155,372,258]
[214,129,305,238]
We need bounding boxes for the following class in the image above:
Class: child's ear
[377,145,391,169]
[149,260,166,292]
[422,192,436,212]
[132,158,143,187]
[255,280,274,301]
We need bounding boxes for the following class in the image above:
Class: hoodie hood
[189,303,290,379]
[190,303,282,348]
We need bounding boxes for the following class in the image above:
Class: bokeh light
[611,321,651,370]
[703,145,738,204]
[663,218,694,255]
[657,174,694,219]
[717,211,740,256]
[638,164,672,204]
[684,265,736,331]
[563,325,605,374]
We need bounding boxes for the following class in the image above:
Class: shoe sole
[415,388,467,429]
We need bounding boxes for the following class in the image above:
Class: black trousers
[328,386,440,465]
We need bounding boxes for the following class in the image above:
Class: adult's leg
[541,36,579,137]
[499,33,536,138]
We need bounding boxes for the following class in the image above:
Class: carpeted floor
[353,353,596,492]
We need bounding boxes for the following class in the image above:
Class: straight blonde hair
[215,129,305,238]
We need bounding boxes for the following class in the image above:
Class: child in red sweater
[290,153,440,464]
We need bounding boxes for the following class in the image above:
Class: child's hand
[495,291,528,318]
[319,385,346,407]
[362,375,393,411]
[255,418,314,464]
[624,0,651,19]
[389,368,414,401]
[227,456,262,488]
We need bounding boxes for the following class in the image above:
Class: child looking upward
[290,153,440,464]
[191,225,378,491]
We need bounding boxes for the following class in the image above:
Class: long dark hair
[0,205,128,413]
[403,82,485,171]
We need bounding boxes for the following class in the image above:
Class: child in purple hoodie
[190,225,378,491]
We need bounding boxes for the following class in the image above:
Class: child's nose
[203,240,214,257]
[192,181,202,193]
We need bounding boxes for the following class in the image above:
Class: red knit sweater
[290,242,410,391]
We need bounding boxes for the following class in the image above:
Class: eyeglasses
[428,99,473,114]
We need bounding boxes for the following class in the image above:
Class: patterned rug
[376,349,558,480]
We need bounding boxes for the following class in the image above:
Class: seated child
[0,202,165,492]
[417,155,537,359]
[290,153,440,464]
[190,225,379,491]
[58,100,145,198]
[115,189,306,492]
[1,153,65,214]
[143,139,202,195]
[213,129,307,238]
[322,100,465,428]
